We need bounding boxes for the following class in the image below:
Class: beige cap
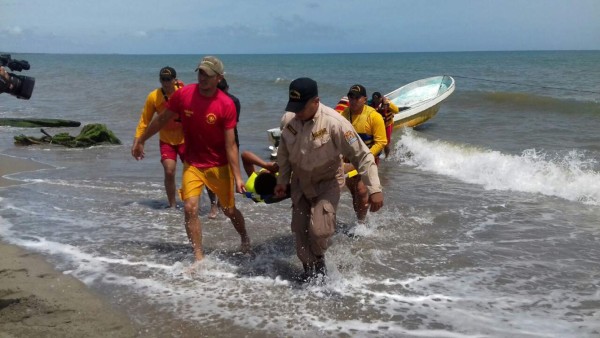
[195,56,224,76]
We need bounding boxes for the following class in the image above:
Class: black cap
[285,77,318,113]
[347,84,367,98]
[372,91,382,99]
[159,66,176,79]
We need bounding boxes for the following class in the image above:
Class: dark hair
[254,172,277,195]
[372,91,382,99]
[217,78,229,91]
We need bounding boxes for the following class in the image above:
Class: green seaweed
[14,124,121,148]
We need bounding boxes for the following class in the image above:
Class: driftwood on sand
[0,118,81,128]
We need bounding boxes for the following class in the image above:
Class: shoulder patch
[344,130,358,145]
[286,124,297,135]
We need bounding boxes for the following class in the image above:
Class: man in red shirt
[132,56,249,262]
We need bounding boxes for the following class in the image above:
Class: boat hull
[387,75,455,129]
[393,103,441,129]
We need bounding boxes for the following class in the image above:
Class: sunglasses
[160,77,173,82]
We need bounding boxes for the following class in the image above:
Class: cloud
[2,26,24,35]
[133,31,148,38]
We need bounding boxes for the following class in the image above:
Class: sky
[2,0,599,54]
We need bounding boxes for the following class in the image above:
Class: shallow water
[1,51,600,337]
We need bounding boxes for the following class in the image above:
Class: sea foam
[395,130,600,205]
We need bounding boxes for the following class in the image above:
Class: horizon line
[2,49,599,56]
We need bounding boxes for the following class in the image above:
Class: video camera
[0,54,35,100]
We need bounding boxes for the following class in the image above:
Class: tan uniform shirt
[277,103,382,199]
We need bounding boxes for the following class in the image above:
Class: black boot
[314,256,327,276]
[300,263,314,282]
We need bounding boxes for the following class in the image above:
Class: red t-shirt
[166,84,237,168]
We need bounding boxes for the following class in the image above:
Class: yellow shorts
[180,163,235,208]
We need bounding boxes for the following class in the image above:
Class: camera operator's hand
[0,66,12,92]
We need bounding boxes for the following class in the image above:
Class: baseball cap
[195,56,224,76]
[347,84,367,98]
[285,77,318,113]
[159,66,176,79]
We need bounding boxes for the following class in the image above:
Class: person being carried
[341,84,387,222]
[368,91,399,158]
[132,66,185,208]
[274,77,384,281]
[241,150,290,204]
[132,56,250,262]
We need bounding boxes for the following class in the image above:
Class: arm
[131,92,157,157]
[368,112,388,157]
[241,150,278,177]
[225,128,245,193]
[131,109,176,160]
[386,100,399,114]
[274,131,292,198]
[337,121,384,211]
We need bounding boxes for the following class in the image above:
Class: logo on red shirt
[206,113,217,124]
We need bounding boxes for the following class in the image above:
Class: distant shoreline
[5,49,599,56]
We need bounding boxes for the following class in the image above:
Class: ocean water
[1,51,600,337]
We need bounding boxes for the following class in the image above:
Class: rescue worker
[341,84,387,222]
[274,77,384,281]
[369,91,400,158]
[132,67,185,208]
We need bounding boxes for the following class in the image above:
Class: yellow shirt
[134,82,184,145]
[341,105,387,157]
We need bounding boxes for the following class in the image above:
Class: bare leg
[183,196,204,261]
[345,176,369,222]
[206,187,218,219]
[384,144,391,158]
[162,159,177,208]
[221,206,250,253]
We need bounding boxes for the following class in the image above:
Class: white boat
[267,75,455,158]
[386,75,455,129]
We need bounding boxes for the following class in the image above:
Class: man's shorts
[160,141,185,162]
[180,163,235,208]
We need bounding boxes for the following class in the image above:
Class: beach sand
[0,153,53,187]
[0,154,139,338]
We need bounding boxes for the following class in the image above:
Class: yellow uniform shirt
[341,105,387,157]
[134,82,184,145]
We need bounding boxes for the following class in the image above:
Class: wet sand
[0,153,53,187]
[0,154,139,337]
